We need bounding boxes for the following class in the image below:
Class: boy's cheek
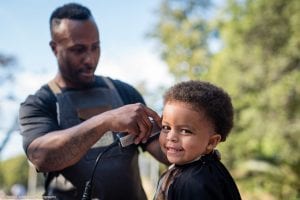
[158,133,165,145]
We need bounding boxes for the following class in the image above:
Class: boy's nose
[166,131,178,142]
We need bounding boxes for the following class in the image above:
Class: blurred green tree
[149,0,213,81]
[0,53,25,194]
[0,155,28,193]
[151,0,300,199]
[207,0,300,199]
[0,53,18,160]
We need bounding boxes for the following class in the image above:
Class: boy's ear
[205,134,221,154]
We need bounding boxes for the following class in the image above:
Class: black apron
[45,76,147,200]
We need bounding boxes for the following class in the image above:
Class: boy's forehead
[164,101,204,114]
[164,101,211,122]
[165,100,204,112]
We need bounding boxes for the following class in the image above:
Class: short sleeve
[19,86,59,154]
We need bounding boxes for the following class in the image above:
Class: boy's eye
[180,129,192,135]
[161,125,170,133]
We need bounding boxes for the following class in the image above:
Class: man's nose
[83,52,92,65]
[83,51,97,66]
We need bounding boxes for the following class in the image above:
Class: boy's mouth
[166,146,183,153]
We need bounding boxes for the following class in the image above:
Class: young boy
[154,80,241,200]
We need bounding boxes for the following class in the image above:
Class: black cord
[81,139,119,200]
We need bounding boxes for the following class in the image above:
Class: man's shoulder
[21,83,56,106]
[96,76,145,104]
[96,76,134,89]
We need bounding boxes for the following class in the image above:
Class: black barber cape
[155,151,241,200]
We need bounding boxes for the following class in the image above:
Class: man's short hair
[163,80,234,142]
[50,3,92,32]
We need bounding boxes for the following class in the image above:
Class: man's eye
[70,48,85,54]
[92,45,100,51]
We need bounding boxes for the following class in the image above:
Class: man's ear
[49,41,57,55]
[205,134,221,154]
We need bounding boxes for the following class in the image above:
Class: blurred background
[1,0,300,199]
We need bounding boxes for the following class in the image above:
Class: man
[19,3,166,200]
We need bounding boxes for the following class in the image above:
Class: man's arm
[26,103,161,172]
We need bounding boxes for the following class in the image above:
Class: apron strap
[48,76,122,104]
[48,79,62,95]
[101,76,124,105]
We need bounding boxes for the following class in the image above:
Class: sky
[0,0,174,160]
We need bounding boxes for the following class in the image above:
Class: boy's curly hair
[163,80,234,141]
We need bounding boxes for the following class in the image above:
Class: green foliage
[150,0,213,81]
[151,0,300,199]
[0,155,28,192]
[210,1,300,198]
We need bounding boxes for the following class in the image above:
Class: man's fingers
[134,124,145,144]
[144,106,162,127]
[110,103,161,144]
[135,117,152,144]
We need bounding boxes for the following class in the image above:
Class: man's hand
[103,103,161,144]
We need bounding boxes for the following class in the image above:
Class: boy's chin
[167,157,185,165]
